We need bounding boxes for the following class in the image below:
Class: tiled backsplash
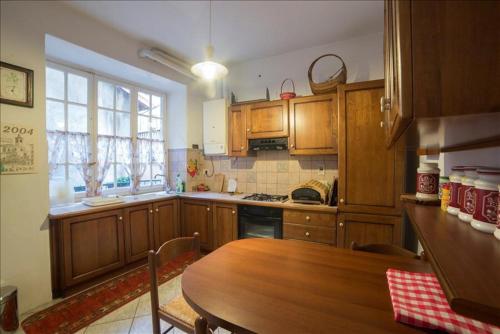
[168,149,338,195]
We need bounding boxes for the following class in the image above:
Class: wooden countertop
[404,203,500,326]
[49,192,337,220]
[183,238,432,334]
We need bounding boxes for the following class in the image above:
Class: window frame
[46,62,93,196]
[45,61,167,198]
[136,88,167,189]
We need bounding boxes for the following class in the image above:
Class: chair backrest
[152,233,201,269]
[148,232,201,333]
[350,241,420,259]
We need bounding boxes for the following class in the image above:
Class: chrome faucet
[153,174,171,192]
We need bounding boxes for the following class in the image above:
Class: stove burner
[242,193,288,202]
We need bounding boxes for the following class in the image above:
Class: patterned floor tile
[85,318,133,334]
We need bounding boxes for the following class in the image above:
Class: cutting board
[212,173,224,193]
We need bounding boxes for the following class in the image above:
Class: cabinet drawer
[283,210,336,227]
[283,223,336,245]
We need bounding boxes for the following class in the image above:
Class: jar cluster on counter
[435,165,500,241]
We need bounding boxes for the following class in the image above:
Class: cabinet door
[123,204,154,263]
[62,209,125,287]
[213,203,237,249]
[153,200,179,249]
[246,100,289,139]
[383,0,413,147]
[338,80,405,216]
[289,94,338,155]
[228,105,248,157]
[181,200,213,250]
[337,213,402,248]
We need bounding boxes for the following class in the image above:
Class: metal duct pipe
[139,48,197,80]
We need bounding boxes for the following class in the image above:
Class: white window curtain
[67,132,94,197]
[96,136,114,196]
[47,131,65,177]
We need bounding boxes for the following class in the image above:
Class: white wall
[0,1,206,314]
[0,2,52,315]
[226,32,383,101]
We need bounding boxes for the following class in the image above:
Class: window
[97,80,132,191]
[137,91,165,188]
[46,65,91,194]
[45,63,166,197]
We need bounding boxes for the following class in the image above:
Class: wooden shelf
[416,135,500,156]
[404,203,500,326]
[400,194,440,206]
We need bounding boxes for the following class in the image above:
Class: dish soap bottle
[175,174,183,193]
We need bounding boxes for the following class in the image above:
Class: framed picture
[0,61,34,108]
[0,122,36,174]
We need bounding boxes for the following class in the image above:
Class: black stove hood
[248,137,288,151]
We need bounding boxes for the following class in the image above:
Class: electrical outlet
[318,164,325,176]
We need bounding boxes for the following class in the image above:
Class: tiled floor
[15,275,230,334]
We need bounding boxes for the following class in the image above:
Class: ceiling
[63,1,383,65]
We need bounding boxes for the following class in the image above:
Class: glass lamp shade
[191,60,228,81]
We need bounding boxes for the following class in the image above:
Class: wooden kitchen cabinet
[337,213,402,248]
[228,104,249,157]
[61,209,125,288]
[153,199,179,249]
[338,80,405,216]
[213,203,237,248]
[283,209,336,245]
[246,100,289,139]
[383,0,500,147]
[123,204,154,263]
[181,199,213,250]
[289,94,338,155]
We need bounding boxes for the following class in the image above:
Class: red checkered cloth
[386,269,500,334]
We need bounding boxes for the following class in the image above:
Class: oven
[238,205,283,239]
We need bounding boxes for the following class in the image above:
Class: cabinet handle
[339,222,344,227]
[380,121,384,128]
[149,210,153,213]
[290,144,295,148]
[119,216,123,220]
[246,128,250,132]
[207,207,211,211]
[305,232,310,237]
[155,208,159,212]
[339,198,344,203]
[240,146,244,150]
[232,210,236,214]
[305,216,310,221]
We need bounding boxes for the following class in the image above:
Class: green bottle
[176,174,183,193]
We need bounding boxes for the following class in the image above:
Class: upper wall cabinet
[228,104,249,157]
[338,80,405,216]
[245,100,289,139]
[289,94,338,155]
[383,0,500,148]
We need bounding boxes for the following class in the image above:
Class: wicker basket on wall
[308,54,347,95]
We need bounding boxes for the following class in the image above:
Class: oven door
[238,215,283,239]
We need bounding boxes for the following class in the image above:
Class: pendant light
[191,0,228,81]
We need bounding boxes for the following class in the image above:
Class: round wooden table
[182,239,431,334]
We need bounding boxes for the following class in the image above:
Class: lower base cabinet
[336,213,402,248]
[181,200,213,250]
[61,209,126,288]
[283,209,336,245]
[154,200,179,249]
[51,199,179,297]
[213,203,237,248]
[124,204,154,263]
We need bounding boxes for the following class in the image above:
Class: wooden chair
[148,232,209,334]
[350,241,420,259]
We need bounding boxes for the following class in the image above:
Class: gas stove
[242,193,288,202]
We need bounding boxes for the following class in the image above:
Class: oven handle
[238,214,282,222]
